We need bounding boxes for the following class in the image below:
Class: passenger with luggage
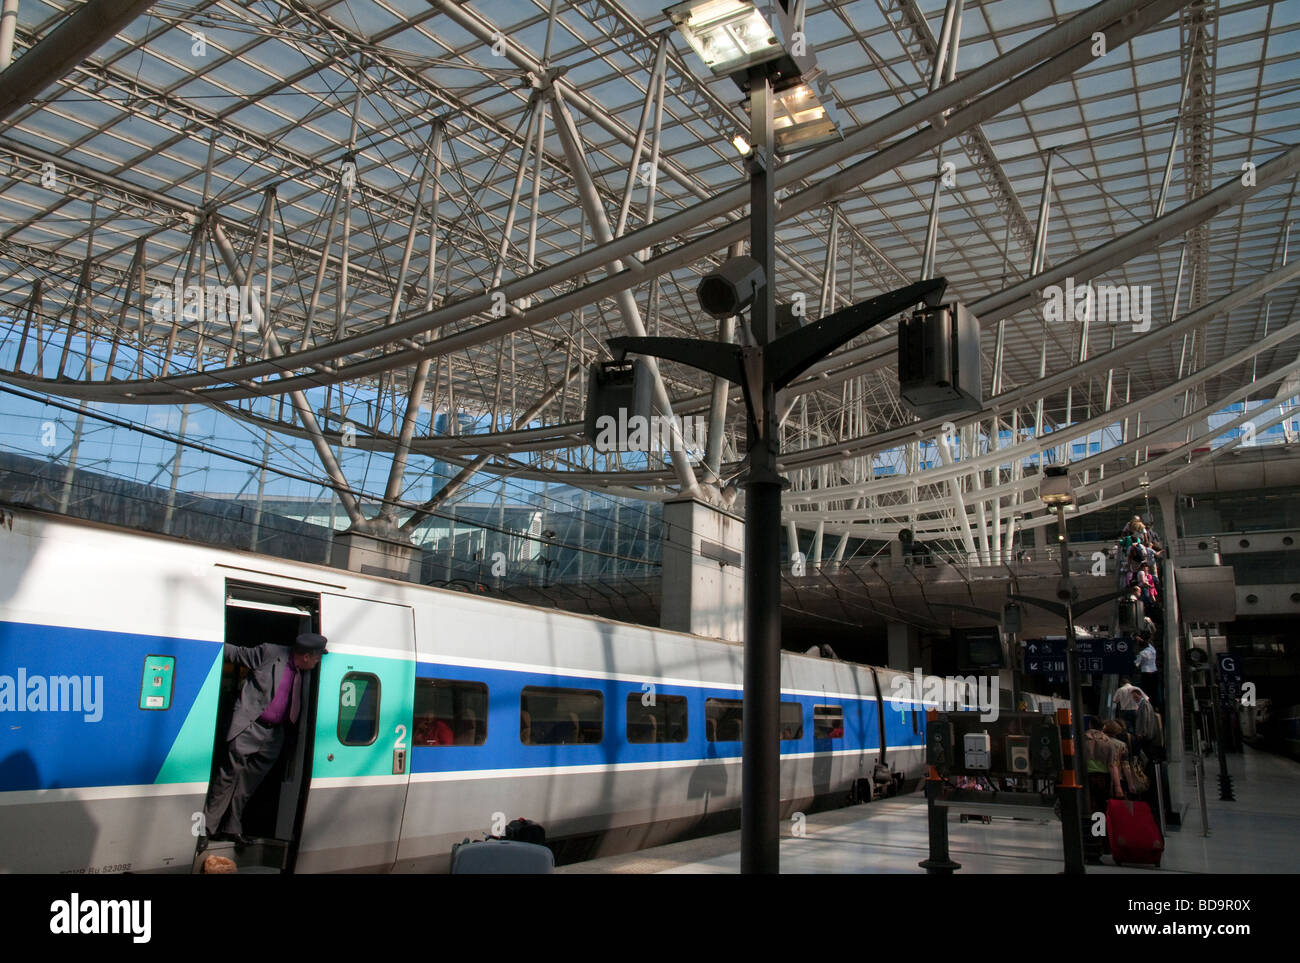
[1083,721,1123,813]
[1102,720,1148,798]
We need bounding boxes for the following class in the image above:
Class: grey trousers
[203,720,284,836]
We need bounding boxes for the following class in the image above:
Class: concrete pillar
[999,668,1017,710]
[887,621,919,672]
[661,497,744,641]
[1156,490,1185,822]
[331,527,421,581]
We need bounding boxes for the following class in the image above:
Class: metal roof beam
[0,0,160,126]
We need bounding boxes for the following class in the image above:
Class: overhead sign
[1024,638,1134,679]
[1216,653,1243,704]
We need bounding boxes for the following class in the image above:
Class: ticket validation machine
[920,711,1068,874]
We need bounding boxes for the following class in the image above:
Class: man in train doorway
[200,632,328,848]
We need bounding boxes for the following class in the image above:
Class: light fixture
[1040,465,1074,506]
[697,255,766,317]
[732,133,751,154]
[665,0,779,75]
[1002,601,1023,635]
[665,0,814,91]
[746,68,842,153]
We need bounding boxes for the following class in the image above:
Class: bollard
[918,768,961,874]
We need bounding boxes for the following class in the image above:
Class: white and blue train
[0,507,1006,873]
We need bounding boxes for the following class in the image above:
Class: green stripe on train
[313,652,415,779]
[153,647,223,784]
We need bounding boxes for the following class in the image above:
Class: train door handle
[393,748,407,775]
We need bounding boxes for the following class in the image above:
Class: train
[0,506,1053,873]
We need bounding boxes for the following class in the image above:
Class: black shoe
[197,835,209,854]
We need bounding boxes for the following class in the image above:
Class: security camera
[697,255,765,317]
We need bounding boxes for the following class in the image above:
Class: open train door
[293,593,415,873]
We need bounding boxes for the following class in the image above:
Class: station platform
[557,746,1300,874]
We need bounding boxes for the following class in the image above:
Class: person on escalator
[1112,678,1148,733]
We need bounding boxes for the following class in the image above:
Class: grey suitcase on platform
[450,838,554,874]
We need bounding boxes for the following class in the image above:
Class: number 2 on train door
[394,723,407,774]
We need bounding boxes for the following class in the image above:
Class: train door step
[192,838,290,874]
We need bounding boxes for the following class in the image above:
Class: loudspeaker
[898,301,983,419]
[1117,596,1142,634]
[584,359,652,446]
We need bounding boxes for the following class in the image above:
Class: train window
[705,698,742,742]
[521,686,603,745]
[814,705,844,739]
[338,672,380,746]
[780,702,804,740]
[625,693,688,743]
[413,679,488,746]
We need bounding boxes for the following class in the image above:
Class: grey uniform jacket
[225,643,295,741]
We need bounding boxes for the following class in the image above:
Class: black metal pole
[1058,504,1089,871]
[741,72,781,875]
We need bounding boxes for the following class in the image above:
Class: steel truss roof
[1,0,1298,556]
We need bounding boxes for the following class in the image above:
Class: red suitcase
[1106,799,1164,866]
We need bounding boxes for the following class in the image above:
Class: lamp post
[648,0,960,873]
[663,0,835,875]
[1040,464,1090,870]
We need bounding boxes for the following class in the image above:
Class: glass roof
[0,0,1297,550]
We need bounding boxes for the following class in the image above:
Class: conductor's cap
[294,632,328,653]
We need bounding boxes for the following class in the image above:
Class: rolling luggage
[504,817,547,845]
[450,838,554,874]
[1106,799,1163,866]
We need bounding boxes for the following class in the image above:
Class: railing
[1176,536,1222,556]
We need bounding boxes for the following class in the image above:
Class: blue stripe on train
[409,660,924,773]
[0,621,218,792]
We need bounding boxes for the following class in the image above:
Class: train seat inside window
[414,678,488,746]
[625,693,688,743]
[706,698,742,742]
[780,702,804,740]
[521,686,603,745]
[814,705,845,739]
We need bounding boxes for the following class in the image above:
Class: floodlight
[747,69,842,153]
[665,0,814,91]
[1040,466,1075,507]
[697,255,765,317]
